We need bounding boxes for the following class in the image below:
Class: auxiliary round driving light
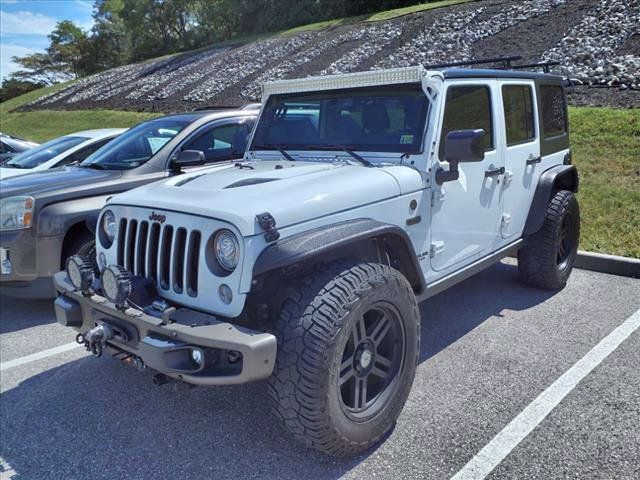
[66,255,95,293]
[101,265,131,307]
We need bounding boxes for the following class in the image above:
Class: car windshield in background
[251,85,429,155]
[5,136,87,169]
[80,119,190,170]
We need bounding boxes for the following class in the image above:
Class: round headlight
[214,230,240,271]
[66,255,95,292]
[101,265,131,306]
[102,210,117,243]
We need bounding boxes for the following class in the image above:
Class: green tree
[8,52,67,85]
[48,20,88,78]
[0,78,46,102]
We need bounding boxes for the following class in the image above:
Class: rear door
[499,80,539,238]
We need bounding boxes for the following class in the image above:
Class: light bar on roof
[262,66,427,97]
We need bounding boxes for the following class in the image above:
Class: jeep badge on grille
[149,211,166,223]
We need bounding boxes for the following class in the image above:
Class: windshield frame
[80,118,192,171]
[250,84,430,157]
[5,135,88,169]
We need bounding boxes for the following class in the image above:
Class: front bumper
[53,272,277,385]
[0,229,62,298]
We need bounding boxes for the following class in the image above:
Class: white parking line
[450,308,640,480]
[0,342,81,372]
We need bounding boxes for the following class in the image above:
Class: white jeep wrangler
[55,64,579,456]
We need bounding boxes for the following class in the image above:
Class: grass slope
[570,107,640,258]
[1,88,160,142]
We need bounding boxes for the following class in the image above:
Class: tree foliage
[5,0,429,92]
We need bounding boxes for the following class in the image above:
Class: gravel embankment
[20,0,639,112]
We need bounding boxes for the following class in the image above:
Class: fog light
[101,265,131,307]
[218,284,232,304]
[66,255,94,293]
[190,349,204,367]
[98,252,107,271]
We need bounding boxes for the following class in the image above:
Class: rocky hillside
[22,0,640,112]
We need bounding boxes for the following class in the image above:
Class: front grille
[117,219,201,297]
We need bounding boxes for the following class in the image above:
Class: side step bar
[418,240,523,302]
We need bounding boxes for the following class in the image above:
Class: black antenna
[424,56,522,70]
[511,61,561,73]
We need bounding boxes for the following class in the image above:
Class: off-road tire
[62,230,97,273]
[518,190,580,290]
[267,261,420,456]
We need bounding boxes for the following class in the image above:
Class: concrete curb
[575,250,640,278]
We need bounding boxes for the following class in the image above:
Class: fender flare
[522,164,579,237]
[252,218,427,294]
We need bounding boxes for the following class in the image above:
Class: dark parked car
[0,108,257,298]
[0,132,39,164]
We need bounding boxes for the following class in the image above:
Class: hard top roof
[442,68,563,81]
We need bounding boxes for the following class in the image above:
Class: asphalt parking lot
[1,260,638,480]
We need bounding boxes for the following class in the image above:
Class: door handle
[484,166,505,177]
[526,156,541,165]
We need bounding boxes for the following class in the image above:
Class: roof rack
[510,61,560,73]
[425,56,522,70]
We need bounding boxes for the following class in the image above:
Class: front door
[429,80,504,273]
[499,81,539,238]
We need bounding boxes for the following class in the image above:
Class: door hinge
[501,213,512,233]
[431,189,445,207]
[503,170,513,186]
[430,241,445,258]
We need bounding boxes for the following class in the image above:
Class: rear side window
[502,85,535,146]
[540,85,567,138]
[440,85,493,158]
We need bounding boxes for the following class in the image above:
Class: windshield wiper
[311,145,373,167]
[4,163,26,169]
[252,144,295,161]
[79,162,108,170]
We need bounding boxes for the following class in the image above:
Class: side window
[55,138,113,167]
[540,85,567,138]
[502,85,535,146]
[440,85,493,158]
[183,121,254,164]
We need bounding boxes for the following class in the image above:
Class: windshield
[251,85,428,155]
[5,136,87,169]
[80,119,190,170]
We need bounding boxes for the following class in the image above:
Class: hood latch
[256,212,280,242]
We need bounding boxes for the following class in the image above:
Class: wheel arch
[252,218,427,295]
[523,164,578,237]
[61,221,92,268]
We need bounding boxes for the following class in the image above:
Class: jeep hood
[109,160,422,236]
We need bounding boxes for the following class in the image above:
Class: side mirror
[436,129,486,184]
[170,149,206,170]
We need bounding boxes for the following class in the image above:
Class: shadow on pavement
[0,262,557,479]
[0,295,56,334]
[419,261,556,362]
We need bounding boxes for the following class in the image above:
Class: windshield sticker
[148,137,171,154]
[400,135,414,144]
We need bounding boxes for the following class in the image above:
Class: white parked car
[55,63,579,456]
[0,129,126,179]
